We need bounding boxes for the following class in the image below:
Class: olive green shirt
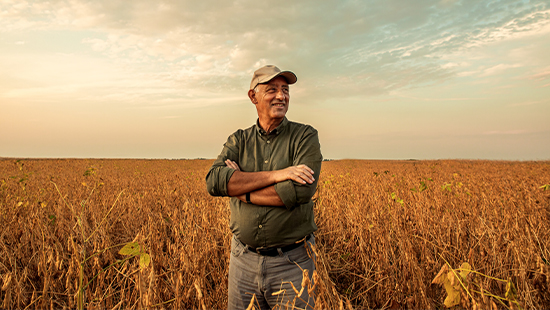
[205,117,322,248]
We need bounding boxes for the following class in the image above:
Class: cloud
[1,0,549,103]
[480,63,522,76]
[482,129,530,135]
[526,66,550,81]
[508,99,550,107]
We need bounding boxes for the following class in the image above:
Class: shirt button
[267,140,270,144]
[264,160,268,164]
[259,225,263,228]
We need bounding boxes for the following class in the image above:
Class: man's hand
[276,165,315,184]
[225,159,241,171]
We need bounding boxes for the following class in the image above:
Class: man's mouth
[272,103,285,107]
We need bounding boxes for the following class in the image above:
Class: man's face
[252,76,290,122]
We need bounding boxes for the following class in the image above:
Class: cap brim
[252,71,297,89]
[276,71,297,85]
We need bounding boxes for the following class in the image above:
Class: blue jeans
[227,235,316,310]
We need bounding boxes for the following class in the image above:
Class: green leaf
[539,184,550,191]
[139,253,151,268]
[119,242,141,256]
[419,181,428,192]
[505,279,517,302]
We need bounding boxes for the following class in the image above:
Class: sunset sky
[1,0,549,160]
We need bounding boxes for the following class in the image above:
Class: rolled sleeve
[274,180,297,209]
[274,126,322,210]
[205,131,240,197]
[206,166,236,197]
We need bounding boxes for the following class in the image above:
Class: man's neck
[258,117,283,134]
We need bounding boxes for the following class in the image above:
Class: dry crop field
[0,158,549,309]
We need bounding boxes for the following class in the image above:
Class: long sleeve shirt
[205,117,322,248]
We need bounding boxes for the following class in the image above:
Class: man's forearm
[227,170,277,197]
[235,185,285,207]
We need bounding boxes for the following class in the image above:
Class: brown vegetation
[0,158,549,309]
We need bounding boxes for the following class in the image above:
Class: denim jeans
[227,235,316,310]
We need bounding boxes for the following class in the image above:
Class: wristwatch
[246,192,251,204]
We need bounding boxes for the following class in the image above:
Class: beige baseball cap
[250,65,297,90]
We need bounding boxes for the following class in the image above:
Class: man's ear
[248,89,257,104]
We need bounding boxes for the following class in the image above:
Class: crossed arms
[224,159,315,206]
[205,126,322,210]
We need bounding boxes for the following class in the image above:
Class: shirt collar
[256,117,288,136]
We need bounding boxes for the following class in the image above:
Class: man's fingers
[289,166,315,184]
[297,164,314,175]
[276,165,316,184]
[225,159,241,171]
[299,166,315,181]
[294,174,313,184]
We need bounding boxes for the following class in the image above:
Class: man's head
[248,65,297,129]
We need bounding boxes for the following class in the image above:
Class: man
[205,65,322,309]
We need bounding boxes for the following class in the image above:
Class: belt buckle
[254,246,267,255]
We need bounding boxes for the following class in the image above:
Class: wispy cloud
[482,129,530,135]
[3,0,548,100]
[395,94,485,102]
[480,63,522,76]
[526,66,550,81]
[508,99,550,107]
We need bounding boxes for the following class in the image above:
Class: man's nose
[276,89,286,100]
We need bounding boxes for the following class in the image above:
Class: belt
[245,235,312,257]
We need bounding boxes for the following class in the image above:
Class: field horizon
[3,157,549,161]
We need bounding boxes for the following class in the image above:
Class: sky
[1,0,549,160]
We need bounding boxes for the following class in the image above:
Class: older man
[206,65,322,309]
